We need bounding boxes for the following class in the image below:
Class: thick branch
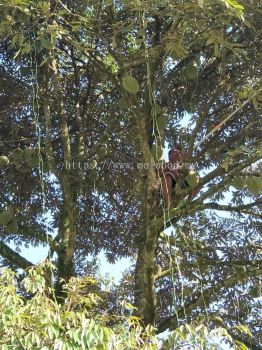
[155,259,262,281]
[194,95,259,150]
[42,81,59,178]
[0,241,33,270]
[52,58,76,287]
[203,200,262,217]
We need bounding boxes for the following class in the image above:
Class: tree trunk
[134,115,160,326]
[50,58,77,294]
[56,173,76,287]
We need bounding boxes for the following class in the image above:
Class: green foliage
[163,322,253,350]
[40,36,54,51]
[0,0,261,347]
[0,263,157,350]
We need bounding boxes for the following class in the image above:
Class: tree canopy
[0,0,261,349]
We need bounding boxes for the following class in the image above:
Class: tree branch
[155,259,262,281]
[203,200,262,217]
[194,94,260,150]
[154,153,262,233]
[157,266,262,333]
[0,241,33,270]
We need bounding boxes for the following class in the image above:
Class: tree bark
[134,114,160,326]
[50,58,77,293]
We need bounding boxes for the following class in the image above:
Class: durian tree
[0,0,261,348]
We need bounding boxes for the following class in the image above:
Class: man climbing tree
[159,145,200,207]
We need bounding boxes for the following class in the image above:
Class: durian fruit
[42,160,50,173]
[156,115,168,131]
[231,176,245,190]
[151,144,164,161]
[151,103,162,116]
[183,63,198,80]
[12,148,24,161]
[175,182,183,195]
[118,96,129,110]
[96,181,106,193]
[250,282,261,298]
[122,75,140,94]
[6,218,18,233]
[0,209,13,225]
[89,169,99,182]
[0,156,9,167]
[24,147,39,168]
[97,145,108,159]
[185,171,200,188]
[246,176,262,196]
